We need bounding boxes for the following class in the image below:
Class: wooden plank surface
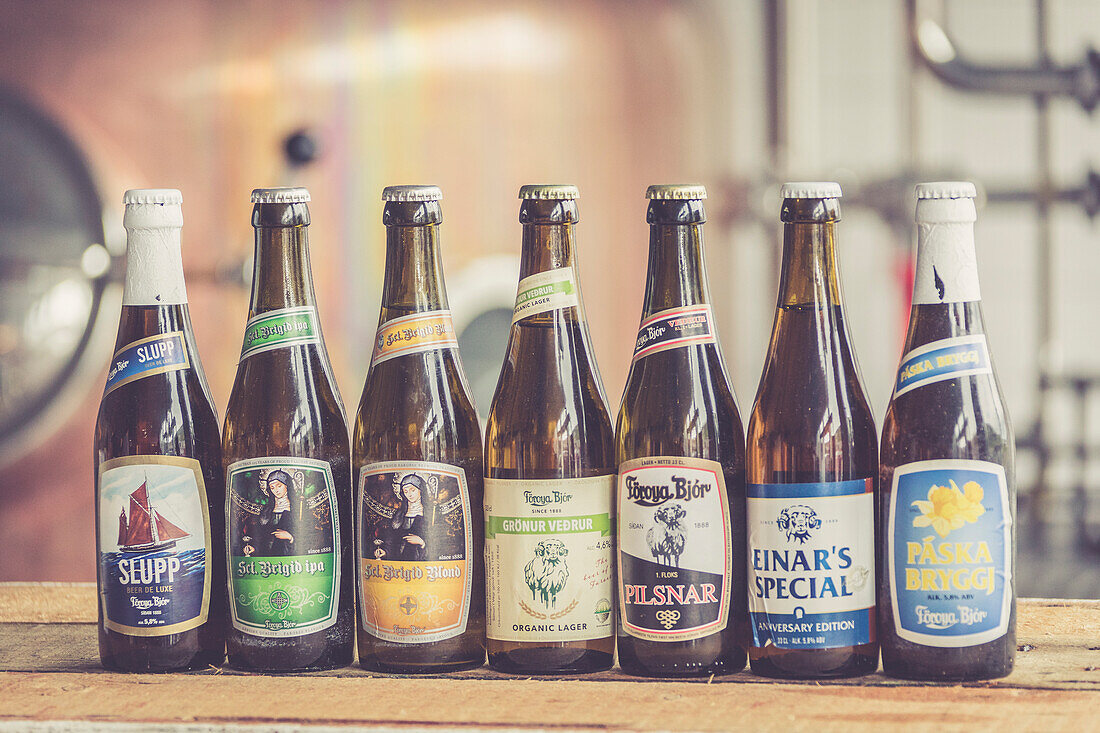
[1,583,1099,731]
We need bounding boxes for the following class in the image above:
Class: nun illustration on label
[231,464,333,558]
[377,473,438,561]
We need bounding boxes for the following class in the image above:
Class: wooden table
[1,583,1098,731]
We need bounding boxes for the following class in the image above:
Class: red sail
[124,483,154,547]
[117,510,128,547]
[153,510,189,541]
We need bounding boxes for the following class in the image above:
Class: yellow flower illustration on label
[911,480,985,537]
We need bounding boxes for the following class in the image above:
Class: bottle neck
[641,224,709,318]
[519,223,575,279]
[912,220,981,305]
[249,224,317,314]
[776,221,842,308]
[380,223,448,321]
[123,226,187,306]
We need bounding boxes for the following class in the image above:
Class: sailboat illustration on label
[116,480,191,553]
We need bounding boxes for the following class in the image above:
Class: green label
[226,457,340,638]
[512,268,579,324]
[240,306,320,360]
[486,514,612,538]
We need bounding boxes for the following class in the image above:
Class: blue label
[747,479,876,650]
[895,335,991,397]
[104,332,190,395]
[889,460,1012,647]
[97,456,212,636]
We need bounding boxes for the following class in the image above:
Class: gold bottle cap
[251,187,311,204]
[780,181,842,199]
[646,184,707,200]
[382,185,442,202]
[519,184,579,200]
[915,181,977,200]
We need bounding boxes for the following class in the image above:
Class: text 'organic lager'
[746,183,879,679]
[93,190,226,671]
[354,185,486,672]
[879,182,1015,680]
[222,188,354,671]
[615,185,748,677]
[484,185,616,674]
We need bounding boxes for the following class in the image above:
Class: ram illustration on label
[747,479,875,650]
[239,306,321,361]
[894,335,991,397]
[618,459,731,642]
[104,332,190,395]
[889,460,1011,647]
[358,462,472,644]
[227,458,339,638]
[632,305,717,361]
[371,311,459,366]
[525,539,569,609]
[97,458,210,636]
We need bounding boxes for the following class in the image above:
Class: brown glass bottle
[483,185,616,675]
[746,183,879,679]
[222,188,354,671]
[353,185,486,672]
[879,183,1015,680]
[615,185,747,677]
[93,189,226,671]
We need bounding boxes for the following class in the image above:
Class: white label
[747,479,876,650]
[484,476,615,642]
[913,222,981,304]
[123,227,188,306]
[512,268,580,324]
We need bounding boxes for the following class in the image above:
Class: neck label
[895,335,991,397]
[913,223,981,304]
[512,268,579,324]
[747,479,876,650]
[239,306,321,361]
[104,332,190,396]
[357,460,473,644]
[888,459,1012,647]
[633,305,716,361]
[371,310,458,366]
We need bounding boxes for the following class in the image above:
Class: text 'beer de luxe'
[353,186,486,673]
[94,190,227,672]
[483,185,617,675]
[615,185,748,677]
[878,182,1016,681]
[221,188,354,672]
[746,183,879,679]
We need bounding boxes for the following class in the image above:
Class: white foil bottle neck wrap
[912,221,981,305]
[122,225,188,306]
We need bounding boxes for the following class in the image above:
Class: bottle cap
[123,188,183,228]
[916,181,976,223]
[780,181,842,199]
[251,187,311,204]
[519,184,579,200]
[646,184,707,200]
[382,185,442,202]
[915,181,977,200]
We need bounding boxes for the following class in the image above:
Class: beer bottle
[746,182,878,678]
[615,185,747,677]
[484,185,616,674]
[353,185,485,672]
[879,182,1015,680]
[93,189,226,671]
[222,187,354,671]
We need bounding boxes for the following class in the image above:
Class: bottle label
[895,335,992,397]
[239,306,321,361]
[371,310,459,366]
[617,457,731,642]
[747,479,875,650]
[96,455,211,636]
[226,457,341,638]
[484,476,615,642]
[888,460,1012,647]
[357,461,473,644]
[104,332,190,396]
[512,268,579,324]
[632,305,717,361]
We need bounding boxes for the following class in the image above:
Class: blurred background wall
[1,0,1098,597]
